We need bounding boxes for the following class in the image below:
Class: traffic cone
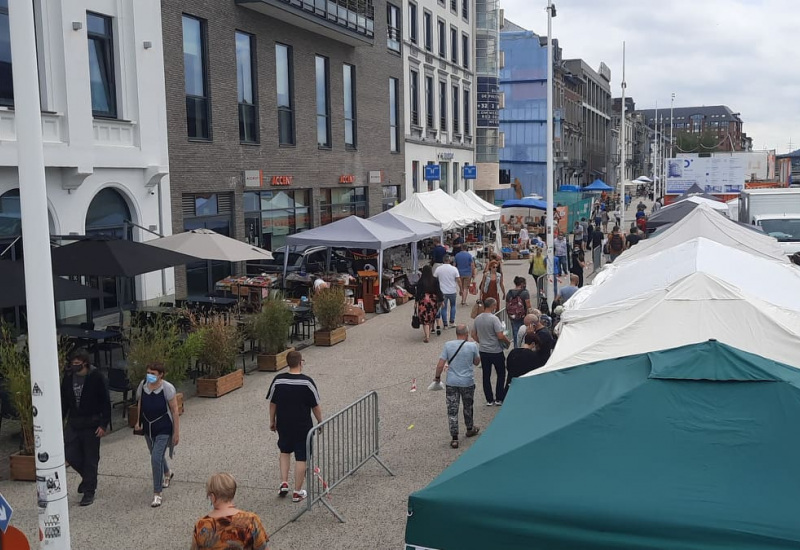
[410,378,417,392]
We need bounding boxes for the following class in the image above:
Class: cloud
[500,0,800,152]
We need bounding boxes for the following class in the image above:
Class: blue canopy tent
[584,179,613,191]
[501,197,547,210]
[558,185,580,192]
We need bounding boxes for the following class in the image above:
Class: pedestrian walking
[191,473,269,550]
[607,226,625,263]
[504,277,531,349]
[267,351,323,503]
[601,210,610,232]
[415,264,443,343]
[531,314,555,358]
[528,246,546,280]
[430,237,447,271]
[471,298,511,405]
[516,313,539,349]
[554,233,569,275]
[478,260,504,305]
[572,221,584,251]
[134,362,180,508]
[570,245,586,287]
[433,325,481,449]
[453,246,476,306]
[60,349,111,507]
[434,255,462,330]
[505,331,547,392]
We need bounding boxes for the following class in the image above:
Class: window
[425,75,434,128]
[463,88,471,135]
[439,161,448,192]
[423,11,432,52]
[389,77,399,152]
[87,12,116,118]
[412,160,420,192]
[462,33,469,68]
[243,189,311,251]
[320,187,367,225]
[453,162,460,192]
[462,0,468,20]
[0,0,12,107]
[437,20,445,58]
[408,2,418,44]
[276,44,295,145]
[387,3,400,52]
[450,0,457,12]
[183,15,210,139]
[343,64,357,148]
[183,193,233,295]
[450,27,458,63]
[409,69,419,126]
[315,55,331,147]
[382,185,400,211]
[452,84,459,135]
[236,32,258,143]
[439,81,447,131]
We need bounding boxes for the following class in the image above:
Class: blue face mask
[146,373,158,384]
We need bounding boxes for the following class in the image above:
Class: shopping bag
[469,281,477,295]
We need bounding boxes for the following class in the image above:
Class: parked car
[246,245,351,276]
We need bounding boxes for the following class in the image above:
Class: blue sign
[424,164,441,181]
[0,492,12,533]
[463,165,477,180]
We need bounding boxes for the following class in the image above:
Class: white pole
[619,42,626,232]
[8,0,72,547]
[545,1,556,306]
[669,92,675,195]
[653,102,659,200]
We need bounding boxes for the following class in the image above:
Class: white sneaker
[292,489,307,503]
[151,495,162,508]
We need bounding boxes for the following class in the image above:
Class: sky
[499,0,800,154]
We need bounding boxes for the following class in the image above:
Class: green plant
[196,320,241,378]
[251,299,294,355]
[313,286,346,331]
[127,314,196,385]
[0,324,33,455]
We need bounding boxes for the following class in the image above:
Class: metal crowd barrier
[292,391,394,523]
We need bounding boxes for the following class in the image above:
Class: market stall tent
[583,179,613,191]
[386,189,483,230]
[667,194,728,212]
[464,190,501,213]
[453,190,499,223]
[369,211,442,272]
[543,271,800,372]
[407,341,800,550]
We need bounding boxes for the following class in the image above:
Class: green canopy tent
[406,341,800,550]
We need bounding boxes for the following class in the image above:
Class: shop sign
[369,171,384,184]
[271,175,293,186]
[339,174,356,184]
[437,152,454,160]
[477,76,500,128]
[463,165,477,180]
[424,164,441,181]
[244,170,262,188]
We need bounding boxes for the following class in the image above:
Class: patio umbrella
[633,175,653,183]
[51,237,199,277]
[0,260,110,309]
[146,228,273,262]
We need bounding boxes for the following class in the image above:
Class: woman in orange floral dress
[191,473,269,550]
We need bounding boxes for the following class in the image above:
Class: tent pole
[282,245,291,294]
[378,250,384,299]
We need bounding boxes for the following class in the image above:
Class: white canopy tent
[664,195,728,212]
[616,203,787,264]
[538,272,800,373]
[386,189,484,231]
[283,216,417,295]
[369,211,442,273]
[453,190,499,223]
[465,190,502,214]
[567,237,800,312]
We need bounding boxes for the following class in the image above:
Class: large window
[382,185,400,211]
[315,55,331,147]
[423,11,432,52]
[236,31,258,143]
[389,77,399,152]
[408,2,418,44]
[463,88,471,136]
[320,187,367,225]
[452,84,460,135]
[343,64,356,148]
[244,189,311,251]
[450,27,458,64]
[387,3,400,52]
[437,19,446,58]
[439,81,447,131]
[87,12,116,118]
[276,44,295,146]
[462,0,468,20]
[183,15,210,140]
[0,0,13,107]
[183,193,233,296]
[425,75,434,128]
[462,33,469,69]
[412,160,420,193]
[439,162,448,192]
[409,69,419,126]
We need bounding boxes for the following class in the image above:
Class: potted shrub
[195,320,243,398]
[313,286,347,346]
[251,298,294,371]
[0,324,35,481]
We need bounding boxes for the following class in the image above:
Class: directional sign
[0,492,13,533]
[424,164,441,181]
[463,165,477,180]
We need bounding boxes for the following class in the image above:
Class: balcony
[236,0,374,46]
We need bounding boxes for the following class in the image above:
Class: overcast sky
[500,0,799,153]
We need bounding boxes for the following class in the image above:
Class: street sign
[463,165,477,180]
[0,492,13,533]
[424,164,441,181]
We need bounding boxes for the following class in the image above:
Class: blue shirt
[454,250,474,277]
[558,285,579,303]
[432,245,447,263]
[440,340,480,387]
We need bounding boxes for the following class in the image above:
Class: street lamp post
[668,92,675,195]
[619,42,626,233]
[545,0,556,306]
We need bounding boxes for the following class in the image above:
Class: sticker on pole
[0,492,13,533]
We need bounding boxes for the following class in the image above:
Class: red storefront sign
[339,174,356,184]
[271,175,293,186]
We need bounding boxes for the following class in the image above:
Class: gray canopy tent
[282,216,419,295]
[369,211,442,273]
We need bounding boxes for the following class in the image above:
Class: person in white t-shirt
[518,226,530,249]
[434,255,462,330]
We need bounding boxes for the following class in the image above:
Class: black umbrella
[0,260,110,309]
[646,200,700,230]
[51,237,199,277]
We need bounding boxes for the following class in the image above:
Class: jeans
[439,293,457,325]
[446,385,475,439]
[510,319,524,349]
[479,351,506,403]
[556,255,568,275]
[64,424,101,494]
[145,433,170,493]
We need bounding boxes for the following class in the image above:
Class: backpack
[609,233,624,254]
[506,291,526,320]
[636,216,647,232]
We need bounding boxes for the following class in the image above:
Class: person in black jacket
[61,349,111,506]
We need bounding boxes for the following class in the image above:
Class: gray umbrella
[0,260,110,309]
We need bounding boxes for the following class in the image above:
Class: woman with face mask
[134,362,180,507]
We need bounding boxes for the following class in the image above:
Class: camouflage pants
[446,385,475,439]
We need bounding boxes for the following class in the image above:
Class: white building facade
[0,0,172,320]
[401,0,475,197]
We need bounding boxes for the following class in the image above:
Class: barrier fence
[292,391,393,523]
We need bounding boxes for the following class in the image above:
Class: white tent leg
[378,250,384,298]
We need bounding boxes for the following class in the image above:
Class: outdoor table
[138,306,182,315]
[185,296,238,308]
[289,305,314,342]
[57,326,122,366]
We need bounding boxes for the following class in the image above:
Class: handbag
[411,313,421,329]
[470,301,484,319]
[469,281,477,295]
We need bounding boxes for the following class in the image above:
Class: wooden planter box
[10,451,36,481]
[196,369,244,398]
[314,326,347,347]
[258,347,295,372]
[127,392,185,428]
